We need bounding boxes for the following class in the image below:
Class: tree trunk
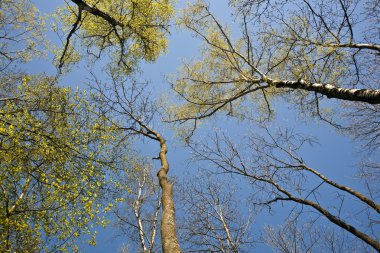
[156,134,181,253]
[271,79,380,104]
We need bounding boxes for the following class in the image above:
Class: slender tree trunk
[155,134,181,253]
[133,181,147,252]
[270,78,380,104]
[148,198,161,253]
[217,206,238,253]
[124,111,181,252]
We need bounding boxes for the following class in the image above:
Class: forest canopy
[0,0,379,252]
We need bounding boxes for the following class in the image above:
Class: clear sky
[24,0,380,252]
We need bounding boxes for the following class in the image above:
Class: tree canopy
[0,74,127,252]
[169,0,380,126]
[0,0,379,252]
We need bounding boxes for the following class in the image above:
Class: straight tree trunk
[270,78,380,104]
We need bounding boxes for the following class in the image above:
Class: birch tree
[114,159,161,253]
[177,171,254,253]
[168,0,380,129]
[164,3,380,250]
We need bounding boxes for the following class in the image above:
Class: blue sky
[24,0,380,252]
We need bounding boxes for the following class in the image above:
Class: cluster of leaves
[169,0,380,129]
[0,0,47,70]
[56,0,174,72]
[0,75,126,252]
[2,0,378,252]
[0,0,177,251]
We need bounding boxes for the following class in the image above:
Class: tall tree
[177,171,254,253]
[114,158,161,253]
[164,2,380,250]
[189,127,379,251]
[90,73,181,252]
[0,0,177,251]
[0,74,126,252]
[55,5,180,249]
[168,0,380,127]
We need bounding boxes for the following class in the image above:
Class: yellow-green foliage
[0,0,173,251]
[0,0,47,69]
[169,1,352,126]
[262,15,350,84]
[0,75,124,252]
[56,0,174,70]
[168,2,275,124]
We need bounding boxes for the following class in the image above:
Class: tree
[0,74,126,252]
[177,171,254,252]
[89,72,181,252]
[54,4,182,250]
[56,0,173,72]
[163,1,379,250]
[0,0,177,251]
[114,158,161,253]
[0,0,46,71]
[188,127,379,251]
[168,0,380,128]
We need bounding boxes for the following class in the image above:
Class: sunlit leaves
[168,0,380,134]
[167,1,275,128]
[0,75,126,252]
[56,0,174,72]
[0,0,47,71]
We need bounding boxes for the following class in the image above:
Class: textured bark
[270,79,380,104]
[155,134,181,253]
[115,103,181,252]
[331,43,380,52]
